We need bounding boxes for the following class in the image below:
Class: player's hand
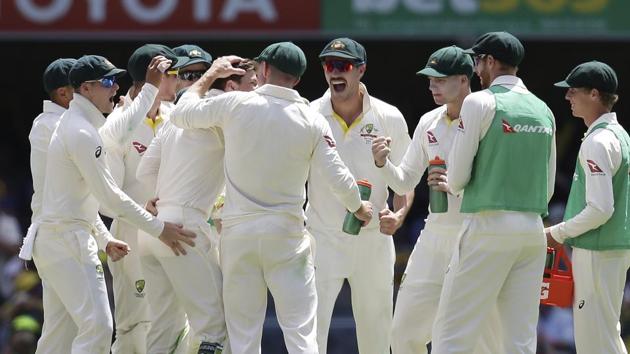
[427,167,449,193]
[146,55,172,87]
[372,136,392,168]
[159,222,196,256]
[106,239,130,262]
[207,55,246,79]
[145,197,159,216]
[353,201,373,226]
[545,228,561,248]
[379,208,403,236]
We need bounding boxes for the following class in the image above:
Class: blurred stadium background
[0,0,629,353]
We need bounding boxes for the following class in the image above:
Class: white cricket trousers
[139,205,226,353]
[109,219,151,354]
[33,224,113,354]
[310,227,395,354]
[572,247,630,354]
[392,223,503,354]
[431,212,546,354]
[221,228,318,354]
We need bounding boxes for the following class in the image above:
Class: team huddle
[22,31,629,354]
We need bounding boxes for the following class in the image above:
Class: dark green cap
[464,31,525,67]
[417,46,473,78]
[43,58,77,93]
[173,44,212,68]
[69,55,126,88]
[319,37,366,63]
[127,44,187,82]
[254,42,307,78]
[554,61,618,94]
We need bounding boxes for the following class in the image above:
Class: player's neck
[583,106,610,127]
[445,88,471,120]
[331,91,363,126]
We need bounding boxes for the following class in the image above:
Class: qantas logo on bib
[427,131,438,144]
[501,119,552,135]
[502,119,516,133]
[587,159,605,175]
[132,141,147,154]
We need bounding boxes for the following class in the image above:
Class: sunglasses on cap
[178,71,205,81]
[86,76,117,88]
[322,59,364,73]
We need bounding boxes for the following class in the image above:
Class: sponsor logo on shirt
[578,300,585,309]
[132,141,147,154]
[427,131,438,145]
[135,279,146,298]
[95,146,102,158]
[586,159,605,175]
[323,135,336,148]
[501,119,552,135]
[96,264,104,280]
[359,123,379,144]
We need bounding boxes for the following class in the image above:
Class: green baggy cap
[69,55,126,88]
[319,38,366,63]
[173,44,213,68]
[464,31,525,67]
[417,46,473,78]
[43,58,77,93]
[127,44,188,82]
[254,42,307,78]
[554,60,618,94]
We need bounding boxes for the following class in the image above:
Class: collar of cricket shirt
[205,88,225,99]
[256,84,309,104]
[584,112,618,138]
[489,75,528,92]
[320,82,373,118]
[42,100,66,115]
[71,93,107,129]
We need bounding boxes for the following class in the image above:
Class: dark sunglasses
[178,71,205,81]
[86,76,117,88]
[322,59,364,73]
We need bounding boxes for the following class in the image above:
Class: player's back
[220,85,321,234]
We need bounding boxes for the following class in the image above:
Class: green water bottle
[342,179,372,235]
[429,156,448,213]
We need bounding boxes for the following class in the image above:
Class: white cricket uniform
[99,84,165,354]
[307,84,410,354]
[33,93,164,354]
[379,105,502,354]
[548,113,630,354]
[431,76,556,354]
[171,84,363,354]
[136,88,227,353]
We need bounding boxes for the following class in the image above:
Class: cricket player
[134,58,257,354]
[372,45,502,354]
[171,43,373,354]
[99,44,185,354]
[546,61,630,354]
[173,44,213,92]
[27,58,77,226]
[308,37,412,354]
[426,32,556,354]
[31,55,196,354]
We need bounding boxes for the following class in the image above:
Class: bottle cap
[357,179,372,188]
[429,156,446,165]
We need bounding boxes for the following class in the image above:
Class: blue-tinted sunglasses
[86,76,117,88]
